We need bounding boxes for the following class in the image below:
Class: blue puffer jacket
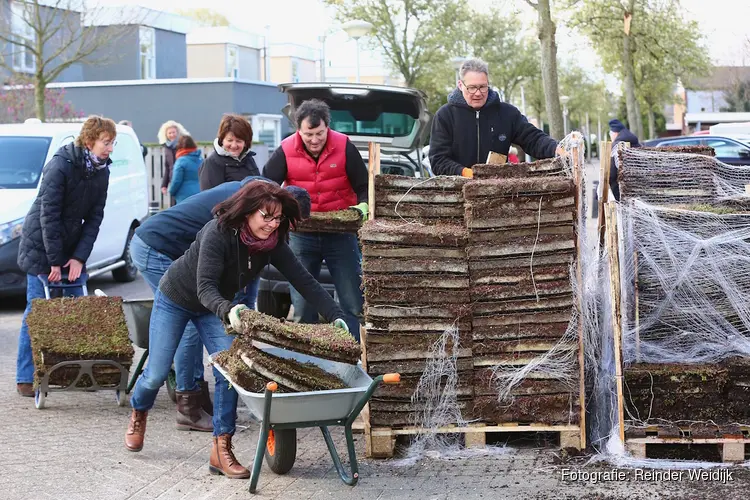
[168,149,202,203]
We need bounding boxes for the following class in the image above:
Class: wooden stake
[597,141,612,249]
[572,143,587,450]
[368,142,381,221]
[605,202,626,443]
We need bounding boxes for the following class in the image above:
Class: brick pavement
[0,276,748,499]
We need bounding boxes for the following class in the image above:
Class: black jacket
[159,218,345,322]
[17,143,110,276]
[199,141,260,191]
[160,144,176,190]
[429,88,558,175]
[609,128,641,201]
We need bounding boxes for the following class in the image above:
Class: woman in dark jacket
[15,115,116,397]
[124,180,348,479]
[198,114,260,191]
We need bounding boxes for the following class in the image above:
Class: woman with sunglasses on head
[124,180,349,479]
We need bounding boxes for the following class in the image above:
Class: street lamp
[451,56,467,83]
[342,20,373,83]
[560,95,570,136]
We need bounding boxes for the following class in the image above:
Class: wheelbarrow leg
[320,424,359,486]
[249,382,277,494]
[127,348,149,393]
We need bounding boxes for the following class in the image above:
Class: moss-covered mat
[213,348,272,393]
[239,346,347,392]
[295,209,363,233]
[26,296,133,388]
[236,309,361,364]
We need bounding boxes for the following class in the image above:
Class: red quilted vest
[281,129,357,212]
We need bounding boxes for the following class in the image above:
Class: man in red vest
[263,99,368,340]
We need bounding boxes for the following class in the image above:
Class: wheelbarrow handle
[344,372,401,428]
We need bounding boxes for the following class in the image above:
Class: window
[0,136,52,189]
[705,139,750,159]
[139,26,155,80]
[11,1,35,73]
[329,110,418,138]
[659,139,702,148]
[291,59,299,83]
[226,45,239,78]
[250,114,282,150]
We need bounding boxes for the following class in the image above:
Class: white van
[0,119,148,296]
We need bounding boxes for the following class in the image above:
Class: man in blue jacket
[429,58,564,177]
[129,176,310,432]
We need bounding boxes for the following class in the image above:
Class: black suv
[257,82,432,318]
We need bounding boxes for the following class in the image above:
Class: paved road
[2,165,748,498]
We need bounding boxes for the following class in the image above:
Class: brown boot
[209,434,250,479]
[199,380,213,416]
[176,389,213,432]
[125,410,148,452]
[16,383,34,397]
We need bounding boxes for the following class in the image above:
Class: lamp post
[560,95,570,136]
[342,20,373,83]
[451,56,467,83]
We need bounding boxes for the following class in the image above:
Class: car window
[330,110,417,138]
[0,136,53,189]
[705,139,750,158]
[658,139,703,147]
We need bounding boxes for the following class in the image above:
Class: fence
[145,144,270,210]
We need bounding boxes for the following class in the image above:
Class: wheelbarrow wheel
[264,428,296,475]
[35,388,46,409]
[166,369,177,403]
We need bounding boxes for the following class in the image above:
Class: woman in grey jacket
[124,180,348,479]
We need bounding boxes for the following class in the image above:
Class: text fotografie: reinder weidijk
[561,468,735,484]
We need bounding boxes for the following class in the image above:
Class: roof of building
[83,6,197,34]
[186,26,264,49]
[686,66,750,90]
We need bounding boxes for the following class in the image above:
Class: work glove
[461,168,474,179]
[228,304,248,334]
[332,318,350,333]
[350,202,369,222]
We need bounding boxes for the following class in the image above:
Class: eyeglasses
[258,209,286,223]
[462,82,489,95]
[99,139,117,148]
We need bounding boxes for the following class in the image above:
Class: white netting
[593,145,750,466]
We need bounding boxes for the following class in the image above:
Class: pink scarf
[239,224,278,253]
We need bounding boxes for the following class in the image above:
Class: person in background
[168,135,202,204]
[263,99,368,339]
[157,120,190,203]
[125,181,348,480]
[508,146,520,164]
[429,58,565,178]
[607,119,641,201]
[15,116,116,397]
[199,114,260,191]
[130,176,311,430]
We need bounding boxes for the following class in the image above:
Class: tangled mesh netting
[593,146,750,467]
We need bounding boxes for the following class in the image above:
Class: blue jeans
[130,234,258,391]
[130,290,237,436]
[16,274,85,383]
[288,231,363,341]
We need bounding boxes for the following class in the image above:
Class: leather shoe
[17,383,33,397]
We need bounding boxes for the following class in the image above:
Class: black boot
[199,379,214,416]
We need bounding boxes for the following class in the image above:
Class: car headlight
[0,217,25,246]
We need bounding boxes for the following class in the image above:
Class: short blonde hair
[76,115,117,149]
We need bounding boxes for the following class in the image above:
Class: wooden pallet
[365,422,583,458]
[625,425,750,462]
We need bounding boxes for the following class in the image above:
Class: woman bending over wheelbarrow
[125,180,349,479]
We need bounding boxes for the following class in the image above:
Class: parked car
[642,134,750,166]
[257,82,432,319]
[0,119,149,297]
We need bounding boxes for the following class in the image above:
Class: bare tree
[525,0,565,140]
[0,0,138,120]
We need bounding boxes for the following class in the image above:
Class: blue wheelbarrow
[211,344,400,494]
